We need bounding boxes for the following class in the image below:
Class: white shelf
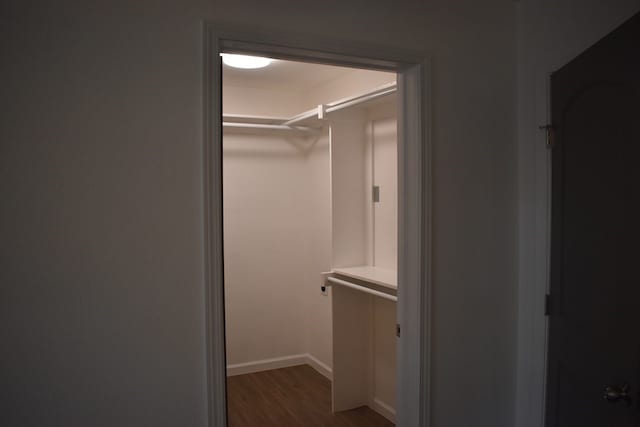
[331,266,397,290]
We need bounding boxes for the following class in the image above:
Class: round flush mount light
[221,53,273,69]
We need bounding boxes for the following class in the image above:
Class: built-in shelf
[331,266,397,290]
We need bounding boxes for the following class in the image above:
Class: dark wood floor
[227,365,394,427]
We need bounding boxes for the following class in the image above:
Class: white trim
[202,23,227,427]
[227,354,308,377]
[226,353,333,379]
[203,22,432,427]
[222,122,318,132]
[396,59,433,427]
[515,68,553,427]
[371,397,397,423]
[306,353,333,380]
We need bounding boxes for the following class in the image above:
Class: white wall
[301,132,334,370]
[515,2,640,426]
[222,131,318,365]
[330,111,368,269]
[369,104,397,271]
[221,71,329,368]
[2,4,211,427]
[222,70,393,374]
[2,1,517,426]
[223,85,309,117]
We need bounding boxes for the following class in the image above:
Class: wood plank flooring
[227,365,394,427]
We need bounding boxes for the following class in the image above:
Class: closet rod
[325,82,397,114]
[222,122,318,132]
[223,82,397,128]
[222,114,288,124]
[283,81,397,126]
[325,276,397,302]
[282,109,318,127]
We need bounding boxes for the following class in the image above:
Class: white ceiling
[222,57,369,91]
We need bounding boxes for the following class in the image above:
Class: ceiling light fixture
[221,54,273,69]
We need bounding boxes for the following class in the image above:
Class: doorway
[222,57,397,426]
[202,25,432,427]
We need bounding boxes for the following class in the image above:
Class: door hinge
[544,294,551,316]
[538,124,556,149]
[373,186,380,203]
[396,323,401,338]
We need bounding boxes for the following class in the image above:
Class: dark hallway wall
[1,1,517,426]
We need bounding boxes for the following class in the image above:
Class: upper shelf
[331,266,397,290]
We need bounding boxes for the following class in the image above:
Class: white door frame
[516,65,554,426]
[202,22,433,427]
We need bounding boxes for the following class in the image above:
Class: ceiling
[222,57,370,91]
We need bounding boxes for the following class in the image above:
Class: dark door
[545,12,640,427]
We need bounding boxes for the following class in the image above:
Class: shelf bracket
[317,104,327,120]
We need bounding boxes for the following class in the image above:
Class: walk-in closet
[222,54,398,426]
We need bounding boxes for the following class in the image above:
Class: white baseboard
[227,354,307,377]
[226,353,333,378]
[305,353,333,380]
[370,397,396,423]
